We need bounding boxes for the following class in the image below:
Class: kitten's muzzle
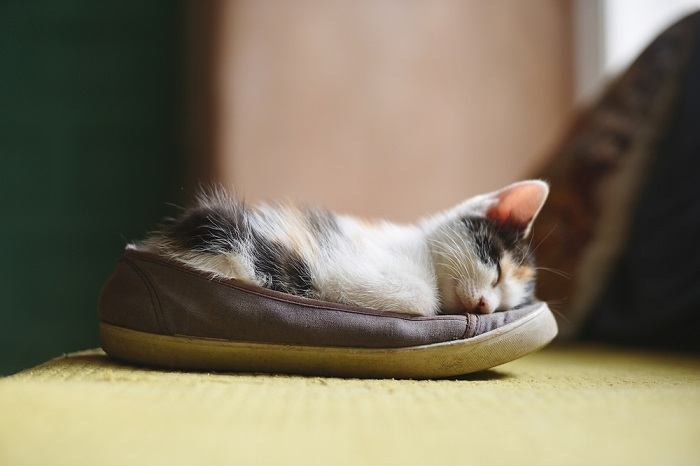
[456,290,494,315]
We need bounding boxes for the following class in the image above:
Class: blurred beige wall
[211,0,573,221]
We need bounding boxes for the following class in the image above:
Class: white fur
[312,216,439,315]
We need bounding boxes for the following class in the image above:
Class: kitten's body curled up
[135,180,549,316]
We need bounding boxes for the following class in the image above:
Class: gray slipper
[99,250,557,378]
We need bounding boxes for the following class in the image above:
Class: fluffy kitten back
[141,189,339,298]
[137,188,440,314]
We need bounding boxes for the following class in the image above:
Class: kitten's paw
[317,272,438,316]
[379,282,439,316]
[390,304,435,316]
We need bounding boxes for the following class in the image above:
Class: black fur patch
[249,231,315,296]
[161,195,316,297]
[461,217,533,266]
[461,217,503,264]
[163,203,249,253]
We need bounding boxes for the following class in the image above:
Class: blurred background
[2,0,699,375]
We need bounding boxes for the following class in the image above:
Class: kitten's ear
[422,179,549,237]
[485,180,549,237]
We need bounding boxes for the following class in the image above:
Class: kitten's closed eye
[492,262,502,287]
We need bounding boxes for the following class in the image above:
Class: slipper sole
[100,302,557,378]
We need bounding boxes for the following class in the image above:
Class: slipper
[99,250,558,378]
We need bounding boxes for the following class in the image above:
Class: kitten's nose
[474,296,496,314]
[456,290,493,314]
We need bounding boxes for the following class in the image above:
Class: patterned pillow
[531,13,699,337]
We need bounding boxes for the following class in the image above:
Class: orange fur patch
[265,205,315,257]
[501,253,535,282]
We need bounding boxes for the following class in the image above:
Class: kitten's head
[424,180,549,315]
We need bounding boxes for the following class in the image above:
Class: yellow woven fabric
[1,346,699,466]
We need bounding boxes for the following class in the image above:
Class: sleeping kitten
[134,180,549,316]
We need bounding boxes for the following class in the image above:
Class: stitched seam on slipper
[130,253,467,324]
[121,257,167,334]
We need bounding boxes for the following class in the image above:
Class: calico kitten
[134,180,549,316]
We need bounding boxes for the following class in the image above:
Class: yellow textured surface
[1,346,699,466]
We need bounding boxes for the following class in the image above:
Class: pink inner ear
[487,183,547,229]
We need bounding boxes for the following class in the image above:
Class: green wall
[0,2,184,374]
